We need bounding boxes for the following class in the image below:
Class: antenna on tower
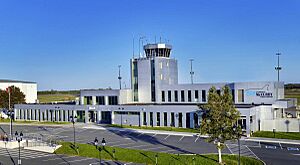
[118,65,122,89]
[190,59,194,84]
[275,52,282,99]
[132,36,135,58]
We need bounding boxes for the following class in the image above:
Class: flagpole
[9,88,12,140]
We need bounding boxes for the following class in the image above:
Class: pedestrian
[94,137,98,146]
[20,131,23,141]
[15,131,18,140]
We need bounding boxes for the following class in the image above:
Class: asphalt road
[0,124,300,165]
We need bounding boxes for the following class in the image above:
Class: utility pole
[190,59,194,84]
[275,52,282,100]
[118,65,122,90]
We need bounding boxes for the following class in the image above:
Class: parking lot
[1,124,300,165]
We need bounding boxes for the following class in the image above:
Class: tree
[199,86,241,164]
[0,86,26,109]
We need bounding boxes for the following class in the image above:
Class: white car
[0,111,9,119]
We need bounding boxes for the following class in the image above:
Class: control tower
[143,43,172,58]
[131,43,178,103]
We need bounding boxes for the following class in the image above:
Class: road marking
[152,133,157,137]
[287,147,299,151]
[179,136,184,142]
[265,145,277,149]
[58,157,94,164]
[279,142,283,149]
[226,144,234,154]
[164,135,170,140]
[245,145,261,160]
[111,142,136,147]
[137,133,144,137]
[292,153,300,156]
[259,141,261,148]
[194,136,199,142]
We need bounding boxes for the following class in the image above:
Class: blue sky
[0,0,299,90]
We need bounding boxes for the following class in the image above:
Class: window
[231,89,235,102]
[174,91,178,102]
[157,112,160,126]
[150,112,153,126]
[188,90,192,102]
[164,112,167,126]
[143,112,147,125]
[171,112,175,127]
[168,90,171,102]
[96,96,105,105]
[108,96,118,105]
[195,90,199,101]
[178,113,182,127]
[202,90,206,102]
[161,91,165,102]
[181,90,185,102]
[84,96,93,105]
[238,89,244,103]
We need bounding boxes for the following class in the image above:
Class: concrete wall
[261,119,300,132]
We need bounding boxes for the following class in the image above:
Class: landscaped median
[108,124,200,133]
[55,142,263,165]
[252,131,300,140]
[0,119,71,125]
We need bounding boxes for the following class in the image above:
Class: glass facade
[174,91,178,102]
[108,96,118,105]
[181,90,185,102]
[188,90,192,102]
[96,96,105,105]
[202,90,206,102]
[161,91,165,102]
[168,90,171,102]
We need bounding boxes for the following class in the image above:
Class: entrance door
[88,111,95,122]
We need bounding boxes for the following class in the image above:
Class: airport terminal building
[14,43,299,136]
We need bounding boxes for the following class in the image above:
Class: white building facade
[14,43,299,136]
[0,79,37,103]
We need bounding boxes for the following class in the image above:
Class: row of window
[161,89,245,103]
[161,90,207,103]
[143,112,183,127]
[83,96,118,105]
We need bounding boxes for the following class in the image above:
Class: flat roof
[0,79,36,84]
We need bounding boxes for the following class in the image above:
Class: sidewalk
[243,136,300,145]
[83,124,207,137]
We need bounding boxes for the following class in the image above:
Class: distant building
[14,43,299,136]
[0,79,37,103]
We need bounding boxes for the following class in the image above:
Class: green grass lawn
[108,124,200,133]
[252,131,300,140]
[38,94,76,103]
[55,142,263,165]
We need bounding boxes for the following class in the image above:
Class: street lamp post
[71,115,77,153]
[16,131,23,165]
[155,153,158,165]
[233,125,241,165]
[94,137,100,165]
[112,149,116,159]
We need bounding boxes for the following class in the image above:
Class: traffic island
[55,142,264,165]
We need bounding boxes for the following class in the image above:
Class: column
[25,109,28,120]
[32,109,36,120]
[153,112,157,127]
[167,112,171,127]
[182,112,186,128]
[85,110,89,123]
[97,110,101,124]
[105,96,109,105]
[14,109,18,120]
[92,96,96,105]
[48,110,51,121]
[160,112,163,127]
[80,96,84,105]
[60,110,64,121]
[246,115,251,137]
[65,110,69,122]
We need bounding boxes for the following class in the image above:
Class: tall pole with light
[7,87,12,140]
[71,115,77,153]
[275,52,282,100]
[190,59,194,84]
[118,65,122,90]
[16,131,23,165]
